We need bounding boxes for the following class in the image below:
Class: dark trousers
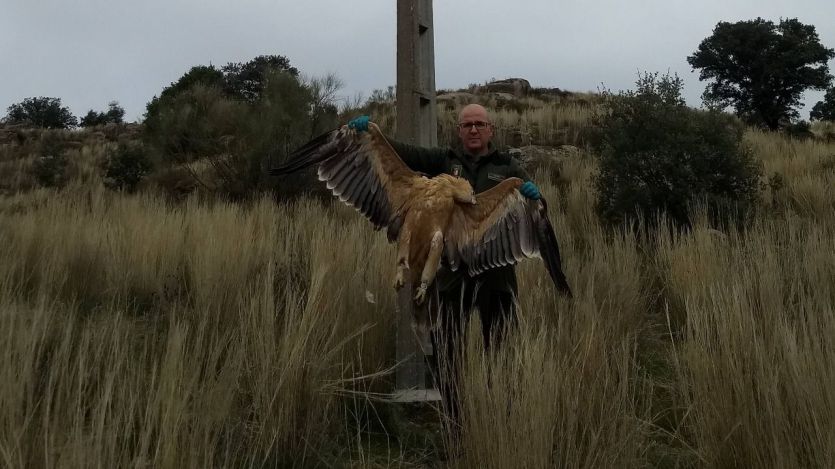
[428,281,517,427]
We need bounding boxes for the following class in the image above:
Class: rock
[508,145,574,183]
[507,145,558,167]
[491,92,517,102]
[480,78,532,97]
[557,145,581,157]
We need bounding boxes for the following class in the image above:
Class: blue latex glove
[519,181,541,200]
[348,115,370,132]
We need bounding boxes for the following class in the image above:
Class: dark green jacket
[388,139,531,294]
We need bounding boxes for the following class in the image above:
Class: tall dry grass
[356,91,596,150]
[2,104,835,467]
[0,187,400,467]
[451,214,651,468]
[656,212,835,467]
[436,98,595,149]
[747,129,835,218]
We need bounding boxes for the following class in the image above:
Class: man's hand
[520,181,541,200]
[348,115,370,132]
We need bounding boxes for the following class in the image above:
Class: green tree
[143,84,246,168]
[144,56,297,126]
[80,101,126,127]
[144,65,224,127]
[79,110,102,127]
[221,54,298,102]
[4,97,77,128]
[687,18,835,130]
[593,72,761,228]
[810,88,835,121]
[235,70,317,195]
[142,73,316,197]
[142,54,340,198]
[104,101,126,123]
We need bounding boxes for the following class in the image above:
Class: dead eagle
[269,122,572,306]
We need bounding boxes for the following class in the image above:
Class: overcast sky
[2,0,834,122]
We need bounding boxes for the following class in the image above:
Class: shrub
[103,141,153,192]
[143,84,244,164]
[80,101,126,127]
[593,72,761,228]
[31,132,69,187]
[144,65,225,132]
[144,55,298,128]
[783,120,814,140]
[810,87,835,122]
[5,97,77,129]
[143,55,340,199]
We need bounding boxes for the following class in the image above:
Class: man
[348,104,541,422]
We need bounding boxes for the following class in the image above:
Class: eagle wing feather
[446,178,572,297]
[269,124,419,238]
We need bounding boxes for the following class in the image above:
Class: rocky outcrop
[511,144,581,168]
[479,78,532,97]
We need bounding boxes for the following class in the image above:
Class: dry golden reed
[1,103,835,467]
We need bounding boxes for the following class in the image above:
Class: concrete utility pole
[396,0,438,147]
[394,0,440,402]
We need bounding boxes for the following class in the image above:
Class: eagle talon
[414,282,429,305]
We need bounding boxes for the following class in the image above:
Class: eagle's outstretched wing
[446,178,572,297]
[269,123,419,239]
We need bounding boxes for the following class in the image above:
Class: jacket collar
[454,142,502,167]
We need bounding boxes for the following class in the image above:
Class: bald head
[458,103,491,123]
[457,104,494,158]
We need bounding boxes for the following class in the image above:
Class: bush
[810,87,835,122]
[103,141,153,192]
[143,65,226,131]
[143,55,340,199]
[31,132,69,187]
[5,97,77,129]
[80,101,126,127]
[593,72,761,228]
[783,120,814,140]
[143,84,245,164]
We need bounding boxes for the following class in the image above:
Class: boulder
[480,78,532,97]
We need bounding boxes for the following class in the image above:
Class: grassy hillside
[1,97,835,467]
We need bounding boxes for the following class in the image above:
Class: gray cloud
[2,0,833,122]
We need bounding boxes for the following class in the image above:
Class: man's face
[457,106,493,157]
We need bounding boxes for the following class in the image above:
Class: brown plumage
[269,123,572,316]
